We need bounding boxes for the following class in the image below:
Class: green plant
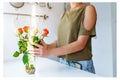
[13,26,49,74]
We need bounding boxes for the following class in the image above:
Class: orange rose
[23,26,30,33]
[42,28,49,36]
[17,28,23,35]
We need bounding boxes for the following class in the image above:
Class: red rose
[42,28,49,36]
[23,26,30,33]
[17,28,23,35]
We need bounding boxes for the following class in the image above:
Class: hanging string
[14,15,19,28]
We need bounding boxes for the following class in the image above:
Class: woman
[29,2,97,74]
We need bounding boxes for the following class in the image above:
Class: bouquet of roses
[13,26,49,74]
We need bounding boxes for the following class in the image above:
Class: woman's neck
[70,3,83,8]
[70,3,84,11]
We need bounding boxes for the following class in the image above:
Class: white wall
[92,3,116,77]
[3,2,116,77]
[3,2,64,62]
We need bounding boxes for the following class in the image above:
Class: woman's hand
[28,40,50,57]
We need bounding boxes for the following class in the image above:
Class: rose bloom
[17,28,23,35]
[34,27,39,35]
[23,26,30,33]
[42,28,49,36]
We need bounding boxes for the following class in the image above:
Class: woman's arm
[32,34,89,57]
[47,40,57,49]
[47,35,89,56]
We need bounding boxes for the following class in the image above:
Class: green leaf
[20,46,27,53]
[13,51,20,57]
[22,41,27,47]
[33,36,39,43]
[18,41,23,47]
[18,40,27,48]
[22,53,29,65]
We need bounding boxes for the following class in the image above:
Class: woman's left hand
[28,40,50,57]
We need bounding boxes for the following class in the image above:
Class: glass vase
[25,53,35,74]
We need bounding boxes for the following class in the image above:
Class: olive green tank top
[57,4,96,61]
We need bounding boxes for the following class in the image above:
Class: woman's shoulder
[83,4,97,31]
[85,4,96,12]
